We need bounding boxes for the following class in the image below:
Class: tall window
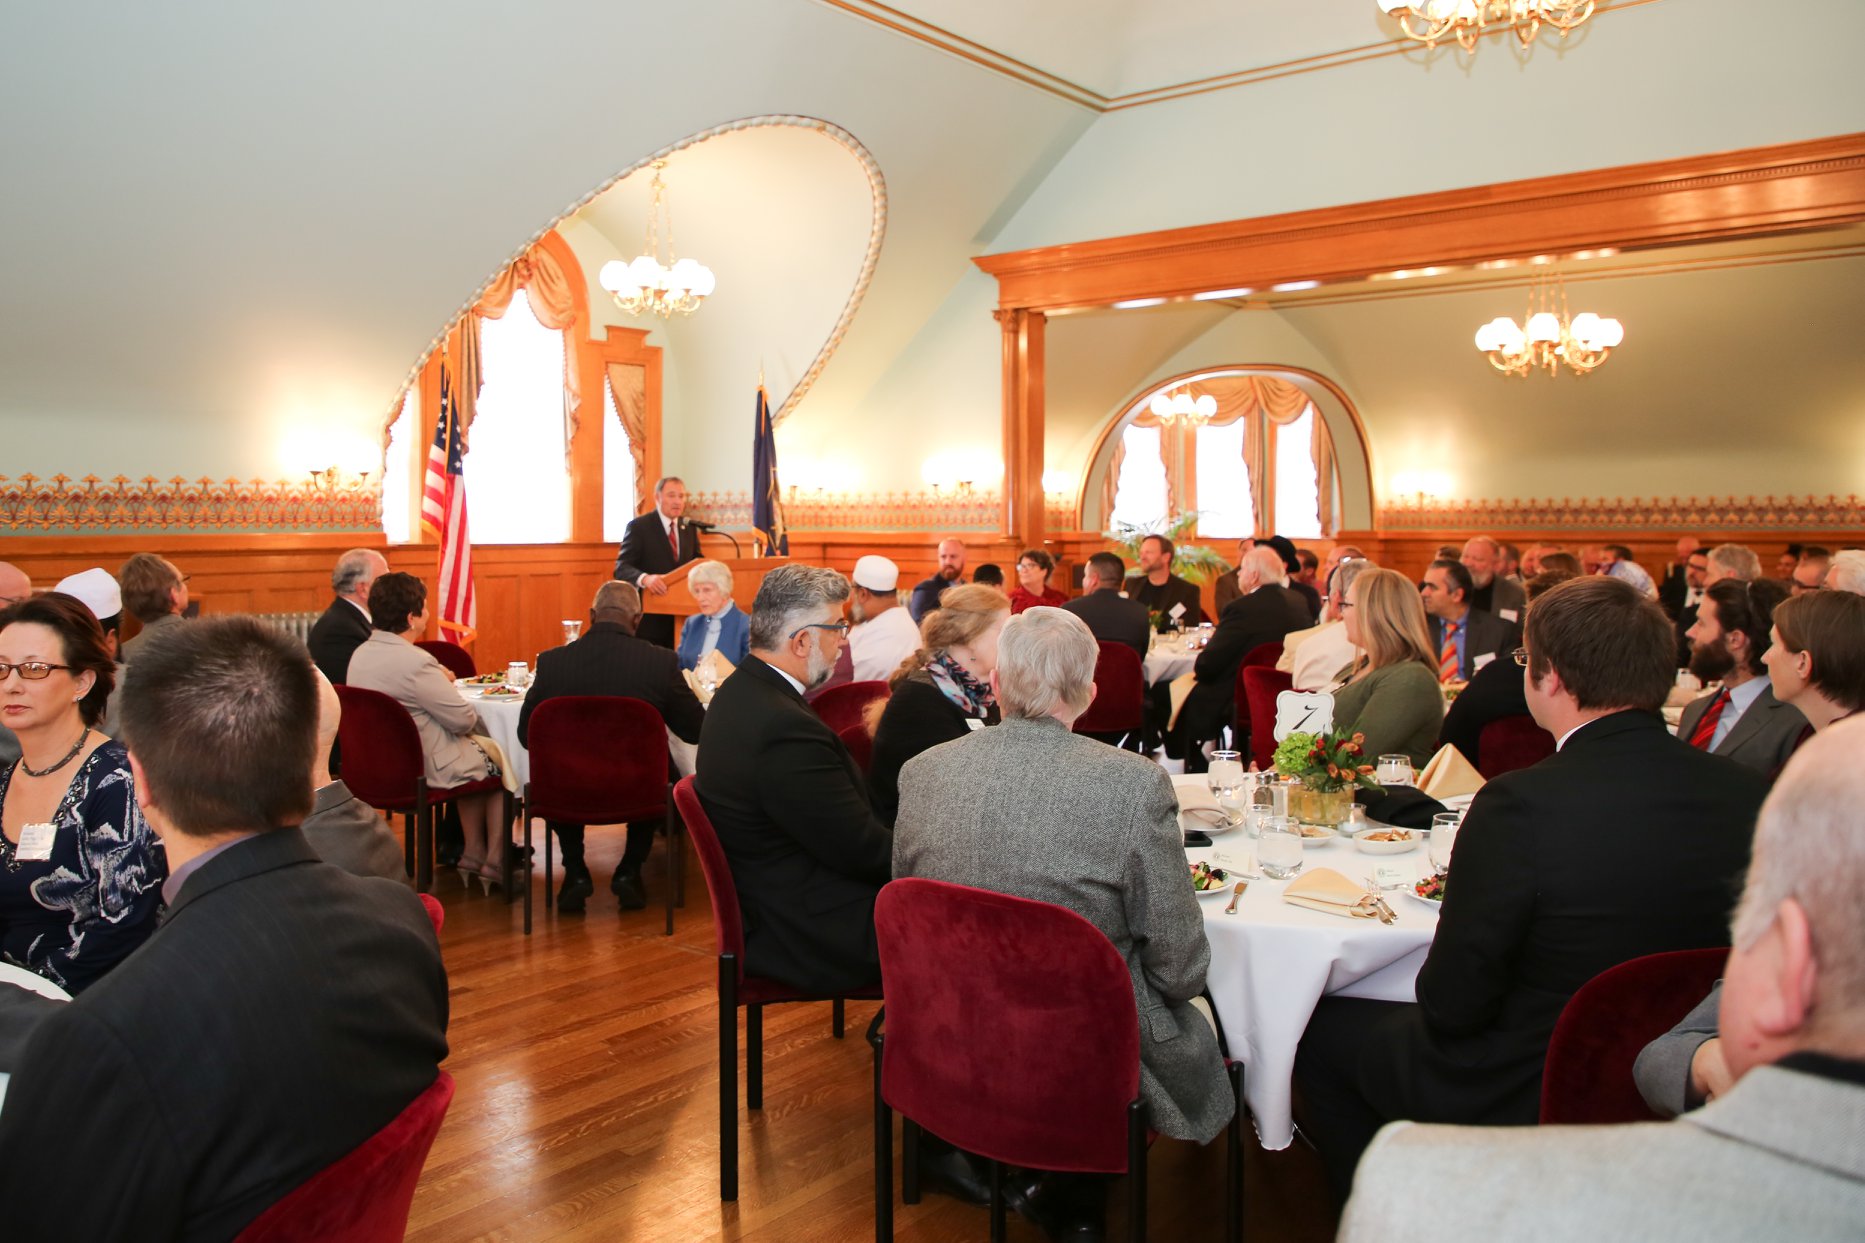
[465,288,571,543]
[1107,424,1168,528]
[602,378,636,543]
[1273,405,1321,538]
[1193,419,1254,538]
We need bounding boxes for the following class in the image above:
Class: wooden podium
[640,556,792,641]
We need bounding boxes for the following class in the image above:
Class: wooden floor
[406,832,1340,1243]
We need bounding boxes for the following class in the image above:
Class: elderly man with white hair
[308,547,388,685]
[894,606,1232,1235]
[1702,542,1763,587]
[1340,717,1865,1241]
[1172,544,1312,769]
[1826,548,1865,595]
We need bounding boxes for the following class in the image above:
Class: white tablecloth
[1174,775,1439,1150]
[468,692,698,799]
[1144,635,1197,686]
[0,963,72,1114]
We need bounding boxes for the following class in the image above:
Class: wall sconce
[1389,471,1452,507]
[308,466,371,492]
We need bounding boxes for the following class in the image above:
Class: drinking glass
[1258,817,1303,879]
[696,663,719,696]
[562,619,583,643]
[1376,754,1415,786]
[505,661,530,689]
[1428,812,1461,873]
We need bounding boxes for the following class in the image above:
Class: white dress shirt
[848,605,920,683]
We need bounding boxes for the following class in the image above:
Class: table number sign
[1273,691,1334,742]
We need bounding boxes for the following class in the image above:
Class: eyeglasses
[1511,647,1529,667]
[789,621,849,640]
[0,661,72,681]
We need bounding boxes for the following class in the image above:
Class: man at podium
[613,475,704,648]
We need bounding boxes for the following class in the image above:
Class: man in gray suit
[895,606,1230,1238]
[1679,577,1806,773]
[1340,717,1865,1242]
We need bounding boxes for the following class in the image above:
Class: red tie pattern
[1689,689,1731,750]
[1438,619,1460,684]
[667,520,680,559]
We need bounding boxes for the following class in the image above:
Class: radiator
[245,611,323,645]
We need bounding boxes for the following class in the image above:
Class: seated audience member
[1763,589,1865,737]
[1775,543,1804,579]
[346,572,508,893]
[970,563,1005,589]
[908,537,967,623]
[1280,557,1373,692]
[1668,545,1712,666]
[1008,549,1067,614]
[302,671,405,881]
[675,559,750,673]
[308,547,387,684]
[0,562,26,768]
[0,593,164,993]
[1497,541,1523,581]
[117,552,189,660]
[1320,544,1365,592]
[0,616,448,1241]
[894,607,1232,1233]
[867,584,1008,825]
[1459,536,1525,620]
[519,582,704,912]
[1295,547,1320,590]
[51,567,127,737]
[1679,579,1805,774]
[1421,559,1519,685]
[847,555,919,682]
[1658,535,1701,618]
[1518,544,1549,577]
[1125,534,1202,630]
[1062,551,1150,660]
[1438,568,1575,768]
[1826,549,1865,595]
[1791,546,1831,596]
[1174,546,1310,766]
[695,565,890,994]
[1262,535,1321,620]
[1703,542,1762,587]
[1595,542,1657,596]
[1345,718,1865,1242]
[1296,577,1767,1205]
[1330,567,1446,769]
[1535,549,1582,577]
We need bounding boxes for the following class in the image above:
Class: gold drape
[460,244,581,451]
[606,362,649,512]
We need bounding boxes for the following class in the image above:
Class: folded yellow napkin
[472,734,521,795]
[1166,670,1197,731]
[702,650,736,679]
[1282,867,1381,919]
[1417,743,1485,801]
[682,669,715,706]
[1174,781,1219,812]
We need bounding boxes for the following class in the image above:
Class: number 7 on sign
[1273,691,1334,742]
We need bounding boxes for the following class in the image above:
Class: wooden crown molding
[975,133,1865,311]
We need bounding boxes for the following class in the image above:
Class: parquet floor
[406,833,1339,1243]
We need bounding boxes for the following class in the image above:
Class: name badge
[1167,602,1187,621]
[964,718,986,732]
[15,822,56,862]
[1498,608,1520,623]
[1473,652,1496,671]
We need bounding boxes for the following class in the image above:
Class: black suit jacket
[517,620,704,751]
[307,596,372,684]
[1436,650,1528,768]
[1360,711,1765,1128]
[1427,608,1521,683]
[612,510,704,647]
[695,656,891,993]
[1179,584,1312,744]
[1657,564,1689,619]
[1125,573,1204,632]
[1062,588,1152,662]
[0,829,448,1242]
[868,673,995,827]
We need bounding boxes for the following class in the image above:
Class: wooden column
[997,307,1045,550]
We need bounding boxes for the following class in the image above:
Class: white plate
[1405,886,1444,909]
[1353,828,1421,855]
[1179,807,1244,836]
[1190,865,1242,897]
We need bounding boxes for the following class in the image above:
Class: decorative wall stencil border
[688,490,1002,533]
[399,115,887,429]
[1376,495,1865,531]
[0,475,382,534]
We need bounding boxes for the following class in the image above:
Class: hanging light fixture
[1376,0,1595,51]
[1148,389,1218,427]
[598,161,716,318]
[1474,270,1623,378]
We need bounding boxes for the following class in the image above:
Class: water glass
[1428,812,1461,873]
[506,660,530,689]
[1207,751,1246,798]
[562,619,583,643]
[1376,754,1415,786]
[1258,817,1304,879]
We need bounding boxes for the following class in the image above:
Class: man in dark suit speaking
[307,547,389,684]
[0,617,449,1241]
[613,475,704,648]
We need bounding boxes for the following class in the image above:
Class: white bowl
[1353,826,1422,855]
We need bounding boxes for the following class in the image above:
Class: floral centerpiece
[1272,725,1380,829]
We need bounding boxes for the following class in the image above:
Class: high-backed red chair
[333,686,515,901]
[414,639,477,680]
[231,1071,455,1243]
[1540,947,1728,1125]
[1477,714,1557,778]
[812,680,890,736]
[1242,666,1294,771]
[838,722,875,775]
[1073,641,1145,750]
[1230,641,1286,755]
[672,776,883,1202]
[1241,640,1283,670]
[523,696,683,936]
[871,879,1242,1243]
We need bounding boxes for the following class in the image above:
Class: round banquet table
[1143,634,1197,686]
[0,962,72,1114]
[463,687,699,797]
[1174,774,1442,1150]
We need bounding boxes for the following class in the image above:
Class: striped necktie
[1439,618,1460,684]
[1689,689,1731,750]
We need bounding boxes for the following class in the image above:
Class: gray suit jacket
[301,779,407,882]
[892,715,1232,1143]
[1634,982,1722,1118]
[1676,682,1807,775]
[346,631,492,787]
[1340,1059,1865,1242]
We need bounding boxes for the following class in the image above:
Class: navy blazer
[676,602,751,672]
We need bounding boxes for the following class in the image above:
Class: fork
[1224,881,1248,914]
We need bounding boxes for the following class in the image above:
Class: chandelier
[1377,0,1595,51]
[1474,271,1623,378]
[598,161,716,318]
[1148,390,1217,426]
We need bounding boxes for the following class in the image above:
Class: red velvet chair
[1230,641,1286,758]
[414,639,477,680]
[1540,947,1728,1125]
[871,878,1242,1243]
[838,722,875,775]
[812,679,890,736]
[231,1071,455,1243]
[1241,640,1283,670]
[1072,641,1145,750]
[1477,714,1557,778]
[523,696,684,936]
[333,686,515,903]
[672,775,883,1202]
[1242,666,1294,771]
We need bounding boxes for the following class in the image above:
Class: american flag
[420,366,476,638]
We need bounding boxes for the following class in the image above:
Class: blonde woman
[867,584,1010,825]
[1334,567,1445,768]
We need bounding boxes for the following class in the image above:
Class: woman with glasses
[1008,549,1065,614]
[1334,567,1445,769]
[0,593,165,993]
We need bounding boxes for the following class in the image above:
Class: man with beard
[1461,536,1526,621]
[1127,533,1204,630]
[694,564,890,993]
[1679,578,1806,775]
[908,537,967,623]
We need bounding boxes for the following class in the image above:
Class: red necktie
[1438,619,1460,684]
[667,520,679,558]
[1689,689,1731,750]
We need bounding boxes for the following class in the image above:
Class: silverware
[1224,881,1247,914]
